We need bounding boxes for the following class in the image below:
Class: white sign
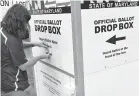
[29,6,74,75]
[34,62,75,96]
[28,1,75,96]
[81,1,139,75]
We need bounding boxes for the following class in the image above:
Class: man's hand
[23,41,51,49]
[33,42,51,49]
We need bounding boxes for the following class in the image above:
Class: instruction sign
[29,4,74,75]
[34,62,75,96]
[81,1,139,75]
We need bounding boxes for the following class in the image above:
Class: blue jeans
[1,86,36,96]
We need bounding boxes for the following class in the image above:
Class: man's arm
[19,54,51,71]
[22,41,35,48]
[22,41,51,49]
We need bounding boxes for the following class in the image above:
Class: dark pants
[1,85,36,96]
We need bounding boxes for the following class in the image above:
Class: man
[1,4,51,96]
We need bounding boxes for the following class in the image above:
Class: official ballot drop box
[28,1,139,96]
[1,0,139,96]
